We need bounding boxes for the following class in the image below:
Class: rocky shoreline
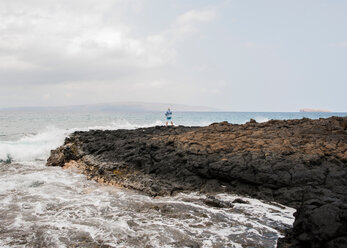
[47,117,347,247]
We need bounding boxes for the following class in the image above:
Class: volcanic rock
[47,117,347,247]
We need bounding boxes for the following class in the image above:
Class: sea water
[0,111,346,247]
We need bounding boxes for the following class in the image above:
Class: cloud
[0,0,175,85]
[176,9,216,25]
[0,1,217,87]
[0,2,217,86]
[0,1,222,108]
[173,9,216,36]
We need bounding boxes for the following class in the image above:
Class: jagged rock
[203,196,234,208]
[232,198,249,204]
[46,117,347,247]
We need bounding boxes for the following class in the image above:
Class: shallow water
[0,161,295,248]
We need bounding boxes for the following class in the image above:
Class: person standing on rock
[165,107,173,126]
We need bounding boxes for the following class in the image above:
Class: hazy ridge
[0,102,218,112]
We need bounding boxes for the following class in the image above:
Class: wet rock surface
[47,116,347,247]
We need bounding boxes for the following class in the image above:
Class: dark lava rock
[46,116,347,247]
[203,196,234,208]
[232,198,250,204]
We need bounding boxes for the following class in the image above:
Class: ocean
[0,111,346,247]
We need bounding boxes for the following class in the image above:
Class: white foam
[241,117,270,124]
[256,117,270,123]
[0,119,163,163]
[0,126,67,163]
[0,163,295,247]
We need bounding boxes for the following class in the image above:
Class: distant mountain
[0,102,218,112]
[300,108,331,113]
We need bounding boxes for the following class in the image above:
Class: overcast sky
[0,0,346,111]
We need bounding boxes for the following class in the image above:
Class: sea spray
[0,126,67,163]
[0,154,13,164]
[0,119,163,163]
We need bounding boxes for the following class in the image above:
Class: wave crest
[0,119,163,163]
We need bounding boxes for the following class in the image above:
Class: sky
[0,0,346,111]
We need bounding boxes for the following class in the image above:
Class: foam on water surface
[0,162,295,248]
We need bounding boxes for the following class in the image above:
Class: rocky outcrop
[47,117,347,247]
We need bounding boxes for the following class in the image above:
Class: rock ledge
[47,117,347,247]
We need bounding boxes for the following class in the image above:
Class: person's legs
[166,117,171,126]
[171,121,173,126]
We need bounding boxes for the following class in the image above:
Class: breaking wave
[0,119,163,163]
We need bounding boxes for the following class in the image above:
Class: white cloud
[0,0,176,85]
[176,10,216,25]
[0,0,222,108]
[173,9,216,36]
[0,2,217,86]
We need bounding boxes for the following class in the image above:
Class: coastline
[47,116,347,247]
